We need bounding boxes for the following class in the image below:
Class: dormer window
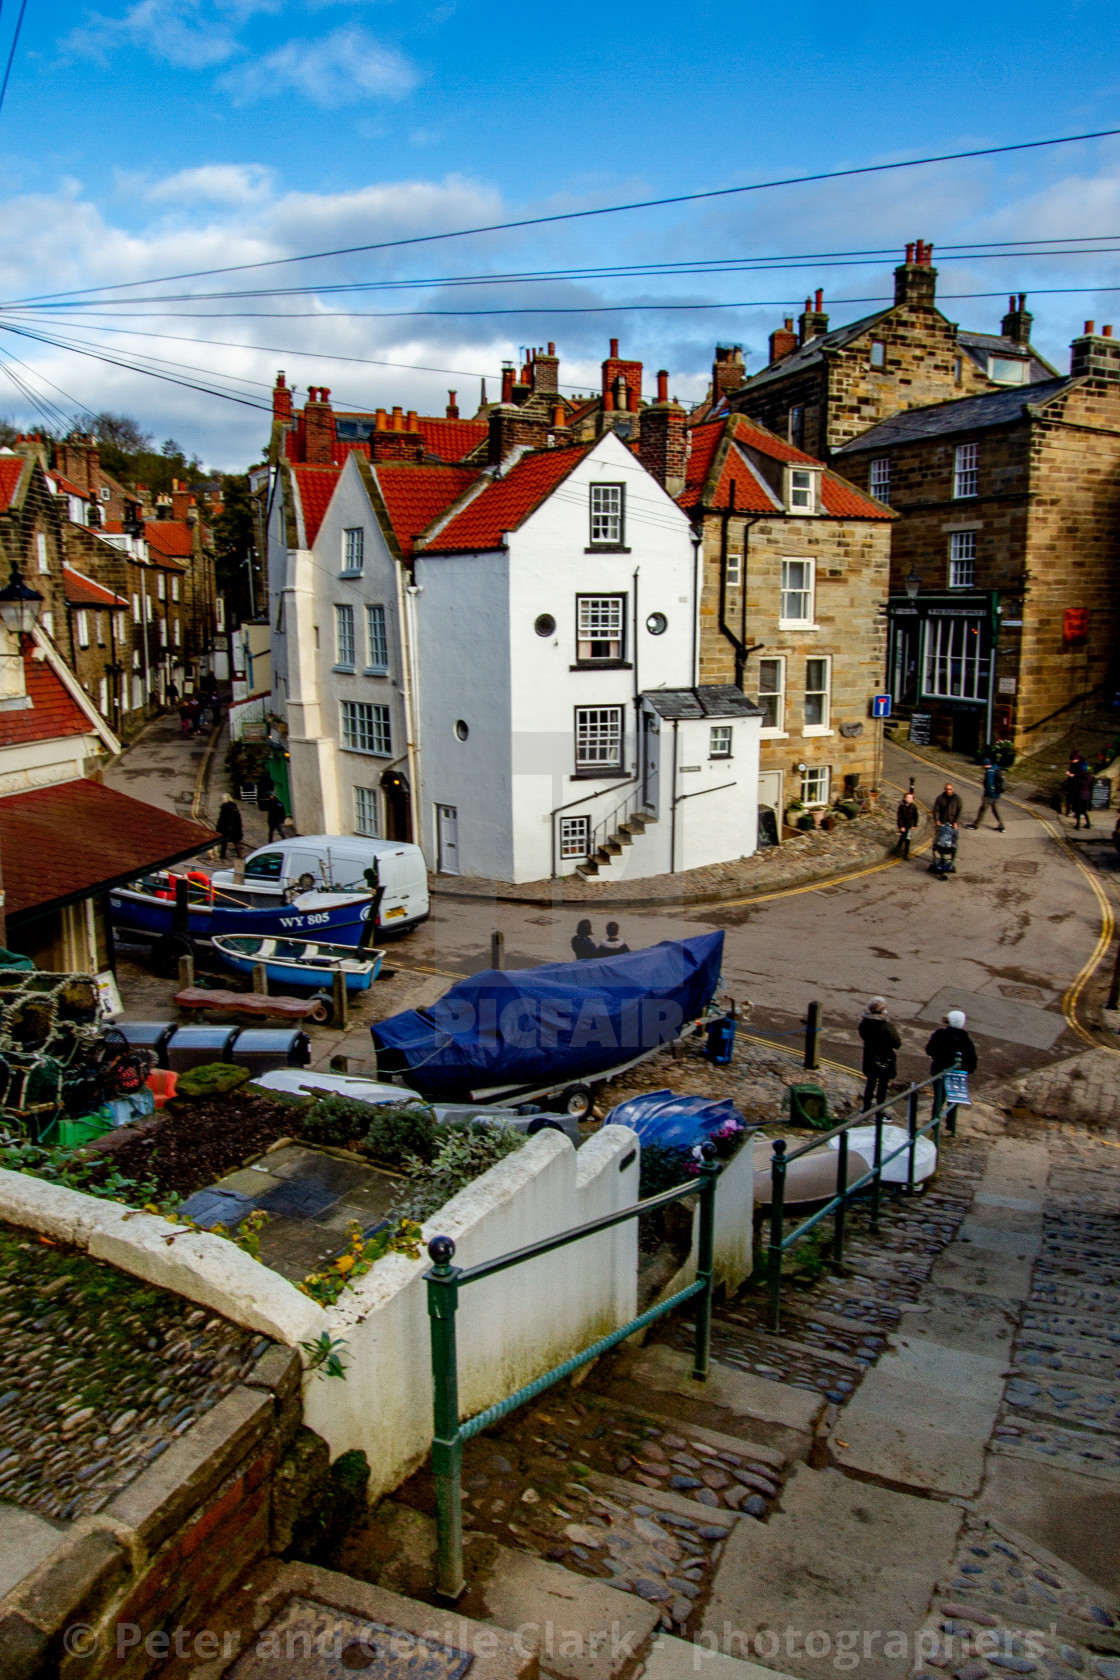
[989,356,1029,385]
[785,467,819,515]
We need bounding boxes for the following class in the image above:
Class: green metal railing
[424,1156,720,1599]
[766,1066,959,1333]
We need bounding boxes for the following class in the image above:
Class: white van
[212,835,429,934]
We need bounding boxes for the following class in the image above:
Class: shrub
[393,1120,523,1222]
[302,1095,375,1150]
[796,812,816,831]
[176,1063,250,1100]
[360,1102,438,1168]
[298,1217,423,1305]
[639,1139,692,1200]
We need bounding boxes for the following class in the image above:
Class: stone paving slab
[918,987,1068,1050]
[977,1459,1120,1600]
[612,1347,823,1440]
[0,1503,64,1602]
[480,1547,662,1680]
[929,1246,1036,1301]
[640,1635,802,1680]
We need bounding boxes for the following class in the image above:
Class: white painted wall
[414,548,513,880]
[670,713,762,873]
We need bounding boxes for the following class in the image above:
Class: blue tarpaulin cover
[604,1088,746,1151]
[371,931,724,1099]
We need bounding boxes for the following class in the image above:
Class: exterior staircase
[576,808,658,880]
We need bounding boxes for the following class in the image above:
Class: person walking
[570,919,598,960]
[265,792,288,843]
[858,997,901,1114]
[214,793,244,860]
[1072,761,1095,829]
[930,782,962,878]
[895,791,920,858]
[598,921,630,955]
[969,760,1006,831]
[1064,752,1086,816]
[925,1009,978,1077]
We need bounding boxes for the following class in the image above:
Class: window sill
[778,622,820,632]
[760,729,789,739]
[332,664,356,675]
[570,769,629,781]
[341,746,392,757]
[363,667,390,677]
[709,755,733,763]
[570,660,632,671]
[339,569,365,579]
[584,545,631,554]
[802,725,834,738]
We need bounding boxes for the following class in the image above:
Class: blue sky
[1,0,1119,466]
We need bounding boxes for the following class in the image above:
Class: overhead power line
[0,0,29,123]
[11,125,1120,307]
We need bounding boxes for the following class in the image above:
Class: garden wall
[656,1135,754,1307]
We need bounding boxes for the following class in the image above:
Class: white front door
[758,770,783,816]
[436,804,459,875]
[642,714,660,813]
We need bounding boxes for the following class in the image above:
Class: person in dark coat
[858,997,901,1114]
[895,791,920,858]
[265,793,288,842]
[1071,763,1094,829]
[931,783,962,829]
[570,919,598,960]
[256,767,274,810]
[214,793,243,860]
[925,1009,978,1075]
[969,760,1006,831]
[930,782,963,878]
[598,921,630,955]
[1064,752,1086,815]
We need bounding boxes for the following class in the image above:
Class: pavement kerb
[191,721,224,823]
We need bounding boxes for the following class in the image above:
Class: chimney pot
[321,388,330,403]
[815,288,823,311]
[407,410,419,432]
[1105,325,1115,338]
[446,390,459,418]
[392,406,403,431]
[657,369,669,403]
[609,337,619,358]
[603,389,615,412]
[1019,293,1026,310]
[1085,321,1095,335]
[375,408,387,430]
[905,243,915,264]
[501,365,515,402]
[548,341,555,355]
[552,401,566,427]
[785,318,793,331]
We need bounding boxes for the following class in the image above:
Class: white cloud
[62,0,241,69]
[219,24,418,106]
[143,164,276,206]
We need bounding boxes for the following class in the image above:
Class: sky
[1,0,1119,469]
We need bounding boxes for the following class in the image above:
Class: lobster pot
[165,1025,238,1072]
[115,1021,179,1070]
[230,1028,311,1078]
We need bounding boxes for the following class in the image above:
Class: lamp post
[904,565,922,600]
[0,564,43,636]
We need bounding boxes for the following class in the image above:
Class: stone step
[578,1395,788,1474]
[639,1634,802,1680]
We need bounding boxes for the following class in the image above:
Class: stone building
[634,394,893,824]
[729,242,1057,462]
[834,324,1120,755]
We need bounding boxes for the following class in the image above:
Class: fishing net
[0,971,153,1129]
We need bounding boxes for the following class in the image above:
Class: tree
[91,412,153,454]
[212,474,259,620]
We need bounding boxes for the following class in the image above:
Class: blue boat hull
[218,951,376,991]
[109,888,373,946]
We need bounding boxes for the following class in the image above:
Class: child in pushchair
[930,821,957,879]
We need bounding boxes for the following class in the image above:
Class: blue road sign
[871,694,892,719]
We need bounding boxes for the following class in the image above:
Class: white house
[265,450,474,844]
[413,432,762,883]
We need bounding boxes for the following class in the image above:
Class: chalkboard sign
[909,712,932,745]
[758,807,779,849]
[1091,777,1112,811]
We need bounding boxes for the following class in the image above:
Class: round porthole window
[455,719,469,741]
[534,613,556,637]
[646,611,668,636]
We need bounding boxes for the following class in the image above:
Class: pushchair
[930,821,957,879]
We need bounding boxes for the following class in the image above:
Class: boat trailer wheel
[307,992,334,1026]
[552,1083,592,1119]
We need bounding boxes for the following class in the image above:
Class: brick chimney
[1071,322,1120,383]
[769,318,798,366]
[14,432,49,469]
[303,387,336,464]
[56,435,101,496]
[171,482,193,521]
[370,407,424,463]
[712,344,746,400]
[272,371,293,423]
[531,342,560,397]
[446,391,459,418]
[798,289,829,346]
[600,337,642,411]
[487,404,551,466]
[1001,293,1033,348]
[894,239,938,309]
[501,364,515,403]
[638,370,687,497]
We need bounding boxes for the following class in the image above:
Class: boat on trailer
[212,934,383,992]
[109,873,375,947]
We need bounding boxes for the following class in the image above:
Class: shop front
[887,590,999,756]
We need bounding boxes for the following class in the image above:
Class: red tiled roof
[143,521,192,561]
[820,473,892,520]
[48,472,90,500]
[422,444,594,554]
[62,565,129,608]
[291,465,341,546]
[415,418,488,461]
[0,778,216,922]
[678,416,891,520]
[0,646,95,748]
[0,456,27,511]
[374,465,478,557]
[678,421,726,510]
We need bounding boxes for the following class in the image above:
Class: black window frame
[573,592,629,669]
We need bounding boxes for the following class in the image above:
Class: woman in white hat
[924,1010,977,1079]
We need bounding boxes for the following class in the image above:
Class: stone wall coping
[0,1169,326,1346]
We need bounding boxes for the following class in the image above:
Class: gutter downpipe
[669,719,680,873]
[984,591,999,750]
[399,561,422,846]
[690,534,701,687]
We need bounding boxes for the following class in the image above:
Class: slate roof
[958,332,1058,382]
[0,778,216,921]
[62,565,128,609]
[643,686,764,720]
[738,310,890,393]
[420,444,594,554]
[374,465,478,557]
[834,377,1074,455]
[0,456,28,511]
[290,465,341,547]
[0,647,96,747]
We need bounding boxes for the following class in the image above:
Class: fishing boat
[109,873,375,947]
[371,931,724,1108]
[212,934,383,991]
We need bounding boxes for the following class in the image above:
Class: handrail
[424,1156,720,1599]
[765,1064,960,1333]
[549,775,639,878]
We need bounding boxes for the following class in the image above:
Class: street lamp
[0,564,43,636]
[904,566,922,600]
